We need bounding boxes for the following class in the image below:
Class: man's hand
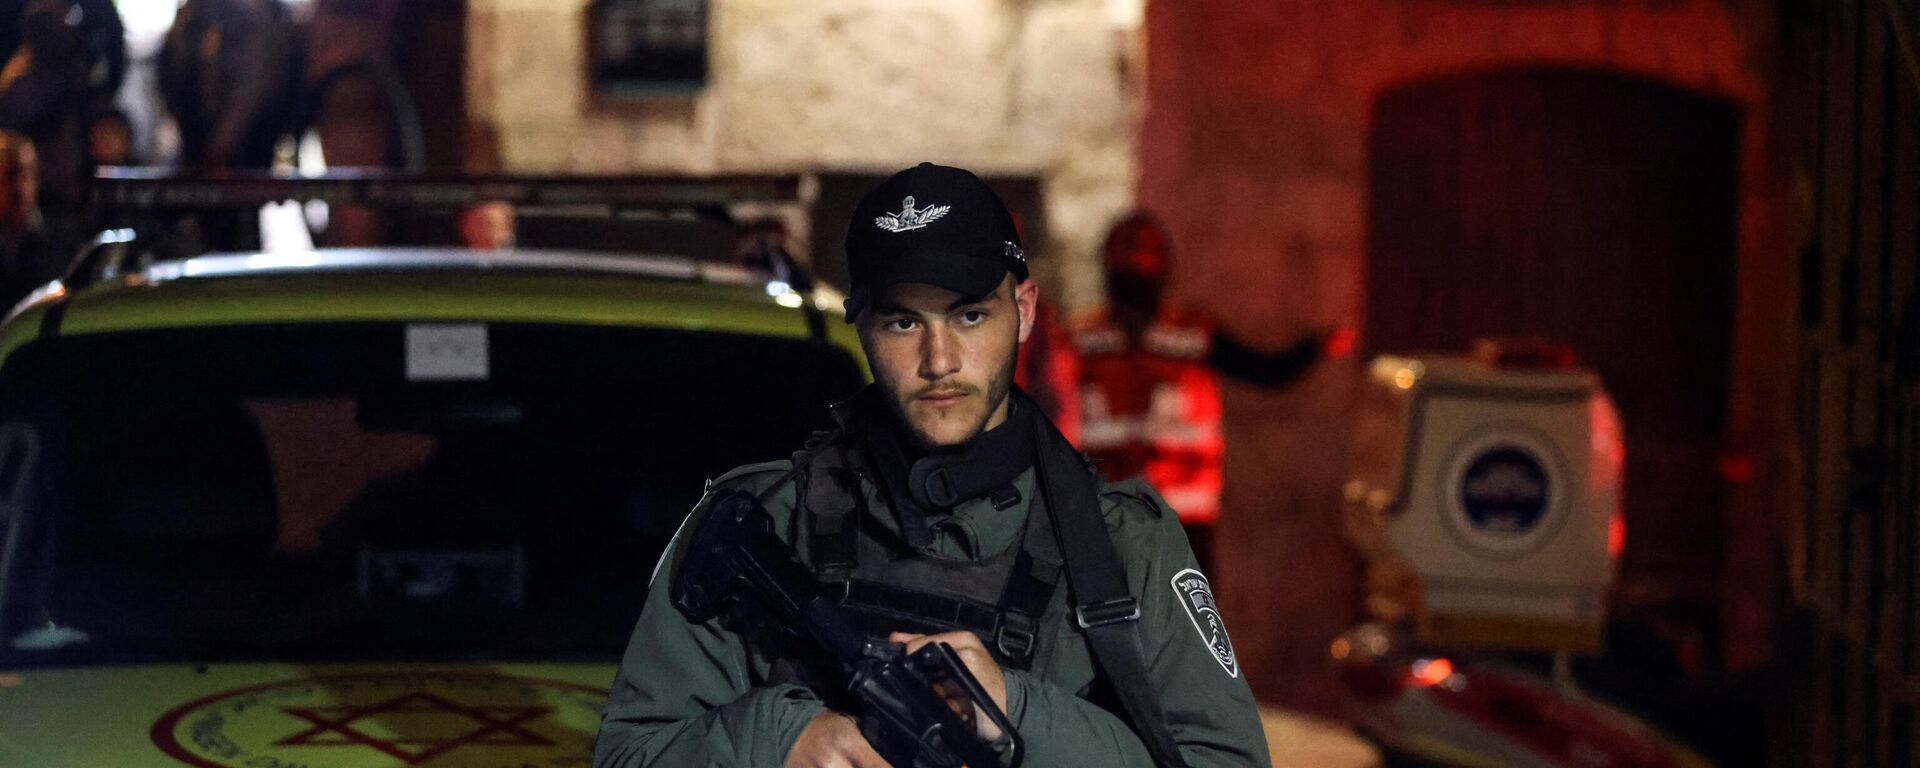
[889,630,1009,741]
[785,709,892,768]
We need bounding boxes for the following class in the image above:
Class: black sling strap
[993,495,1061,664]
[1031,416,1193,768]
[807,467,859,582]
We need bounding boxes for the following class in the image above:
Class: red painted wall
[1138,0,1789,712]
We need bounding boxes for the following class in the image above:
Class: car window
[0,322,862,667]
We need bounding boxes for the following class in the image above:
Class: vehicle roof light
[1470,337,1577,369]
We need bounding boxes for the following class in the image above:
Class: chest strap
[806,449,1062,669]
[1033,410,1194,768]
[841,579,999,634]
[996,488,1062,663]
[806,464,860,582]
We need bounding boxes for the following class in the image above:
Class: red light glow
[1410,658,1454,687]
[1718,454,1755,484]
[1324,326,1358,359]
[1608,513,1626,559]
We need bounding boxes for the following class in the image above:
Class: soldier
[595,163,1271,768]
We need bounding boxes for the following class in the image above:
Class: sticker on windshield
[1171,568,1238,678]
[151,672,607,767]
[406,324,490,381]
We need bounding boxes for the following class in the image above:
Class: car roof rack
[92,167,802,218]
[72,170,834,338]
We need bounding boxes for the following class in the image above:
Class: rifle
[672,488,1022,768]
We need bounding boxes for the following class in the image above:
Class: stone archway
[1367,66,1743,670]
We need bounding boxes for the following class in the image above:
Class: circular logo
[1459,447,1550,535]
[1439,425,1567,559]
[151,672,607,768]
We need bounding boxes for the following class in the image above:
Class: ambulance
[0,174,868,767]
[1336,342,1710,768]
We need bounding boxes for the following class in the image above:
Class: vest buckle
[995,613,1037,660]
[1075,597,1139,629]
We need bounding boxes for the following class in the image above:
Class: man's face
[858,276,1038,448]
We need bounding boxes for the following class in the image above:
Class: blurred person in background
[0,0,122,114]
[0,0,86,209]
[160,0,294,171]
[458,201,516,251]
[0,129,42,306]
[0,0,116,290]
[1073,212,1340,570]
[159,0,297,251]
[1073,212,1228,565]
[84,104,129,166]
[300,0,417,246]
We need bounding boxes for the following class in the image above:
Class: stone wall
[1140,0,1790,713]
[467,0,1144,311]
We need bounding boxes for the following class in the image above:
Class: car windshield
[0,321,862,668]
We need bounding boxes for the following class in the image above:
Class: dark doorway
[1365,68,1741,671]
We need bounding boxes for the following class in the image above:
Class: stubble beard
[879,344,1020,451]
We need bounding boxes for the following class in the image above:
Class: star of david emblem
[277,691,554,765]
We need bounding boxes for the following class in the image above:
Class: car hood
[0,661,614,767]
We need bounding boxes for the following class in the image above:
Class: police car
[0,174,866,766]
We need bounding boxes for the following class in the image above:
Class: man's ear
[1015,279,1039,344]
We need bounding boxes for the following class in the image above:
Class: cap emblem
[875,196,951,233]
[1006,242,1025,262]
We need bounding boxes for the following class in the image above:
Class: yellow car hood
[0,662,614,767]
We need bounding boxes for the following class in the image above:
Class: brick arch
[1350,0,1763,113]
[1355,59,1788,679]
[1363,66,1745,652]
[1368,62,1749,121]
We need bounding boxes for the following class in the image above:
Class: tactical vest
[760,393,1194,768]
[794,437,1065,671]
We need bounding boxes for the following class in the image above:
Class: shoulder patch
[1171,568,1238,677]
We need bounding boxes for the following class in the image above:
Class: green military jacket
[594,438,1272,767]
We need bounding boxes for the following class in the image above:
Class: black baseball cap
[843,163,1028,321]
